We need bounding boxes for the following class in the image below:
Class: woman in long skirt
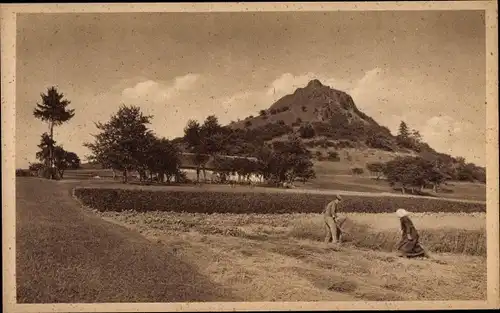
[395,208,429,258]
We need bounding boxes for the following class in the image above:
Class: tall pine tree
[33,87,75,179]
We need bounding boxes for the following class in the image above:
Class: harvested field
[92,209,487,301]
[90,210,485,257]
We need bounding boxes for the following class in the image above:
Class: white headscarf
[395,208,410,218]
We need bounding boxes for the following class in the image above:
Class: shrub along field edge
[73,187,486,214]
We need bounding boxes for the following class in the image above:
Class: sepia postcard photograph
[1,1,499,312]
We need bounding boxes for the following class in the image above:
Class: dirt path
[16,177,238,303]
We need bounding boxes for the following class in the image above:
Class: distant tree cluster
[85,105,181,183]
[313,150,340,162]
[381,156,451,193]
[183,115,316,185]
[367,154,486,194]
[31,87,80,179]
[366,162,385,180]
[396,121,423,151]
[212,156,258,184]
[351,167,364,175]
[308,116,397,151]
[269,106,290,115]
[256,135,316,184]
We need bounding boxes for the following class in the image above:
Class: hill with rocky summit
[173,78,475,175]
[229,79,415,154]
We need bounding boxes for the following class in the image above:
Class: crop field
[74,187,486,214]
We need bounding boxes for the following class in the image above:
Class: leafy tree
[255,145,275,181]
[183,116,231,182]
[144,136,180,183]
[28,162,45,175]
[296,166,316,183]
[455,162,485,183]
[84,105,153,183]
[213,156,235,183]
[351,167,364,175]
[232,157,258,183]
[256,136,315,184]
[382,156,444,194]
[425,163,449,192]
[366,162,385,179]
[35,132,80,179]
[411,129,422,143]
[53,146,81,179]
[33,87,75,179]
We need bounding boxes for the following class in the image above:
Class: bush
[352,167,364,175]
[38,167,59,179]
[74,188,486,214]
[16,169,31,177]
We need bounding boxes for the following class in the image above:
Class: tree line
[366,155,486,194]
[21,86,484,190]
[79,103,316,185]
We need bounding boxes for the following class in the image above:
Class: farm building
[178,152,264,183]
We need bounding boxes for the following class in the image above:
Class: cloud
[421,115,463,144]
[121,73,201,103]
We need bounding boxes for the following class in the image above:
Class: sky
[16,10,487,168]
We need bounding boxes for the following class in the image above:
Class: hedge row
[74,188,486,214]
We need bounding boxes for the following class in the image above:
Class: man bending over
[324,195,343,244]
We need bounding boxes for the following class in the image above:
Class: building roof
[178,153,258,170]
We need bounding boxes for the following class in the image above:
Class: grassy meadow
[64,161,487,203]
